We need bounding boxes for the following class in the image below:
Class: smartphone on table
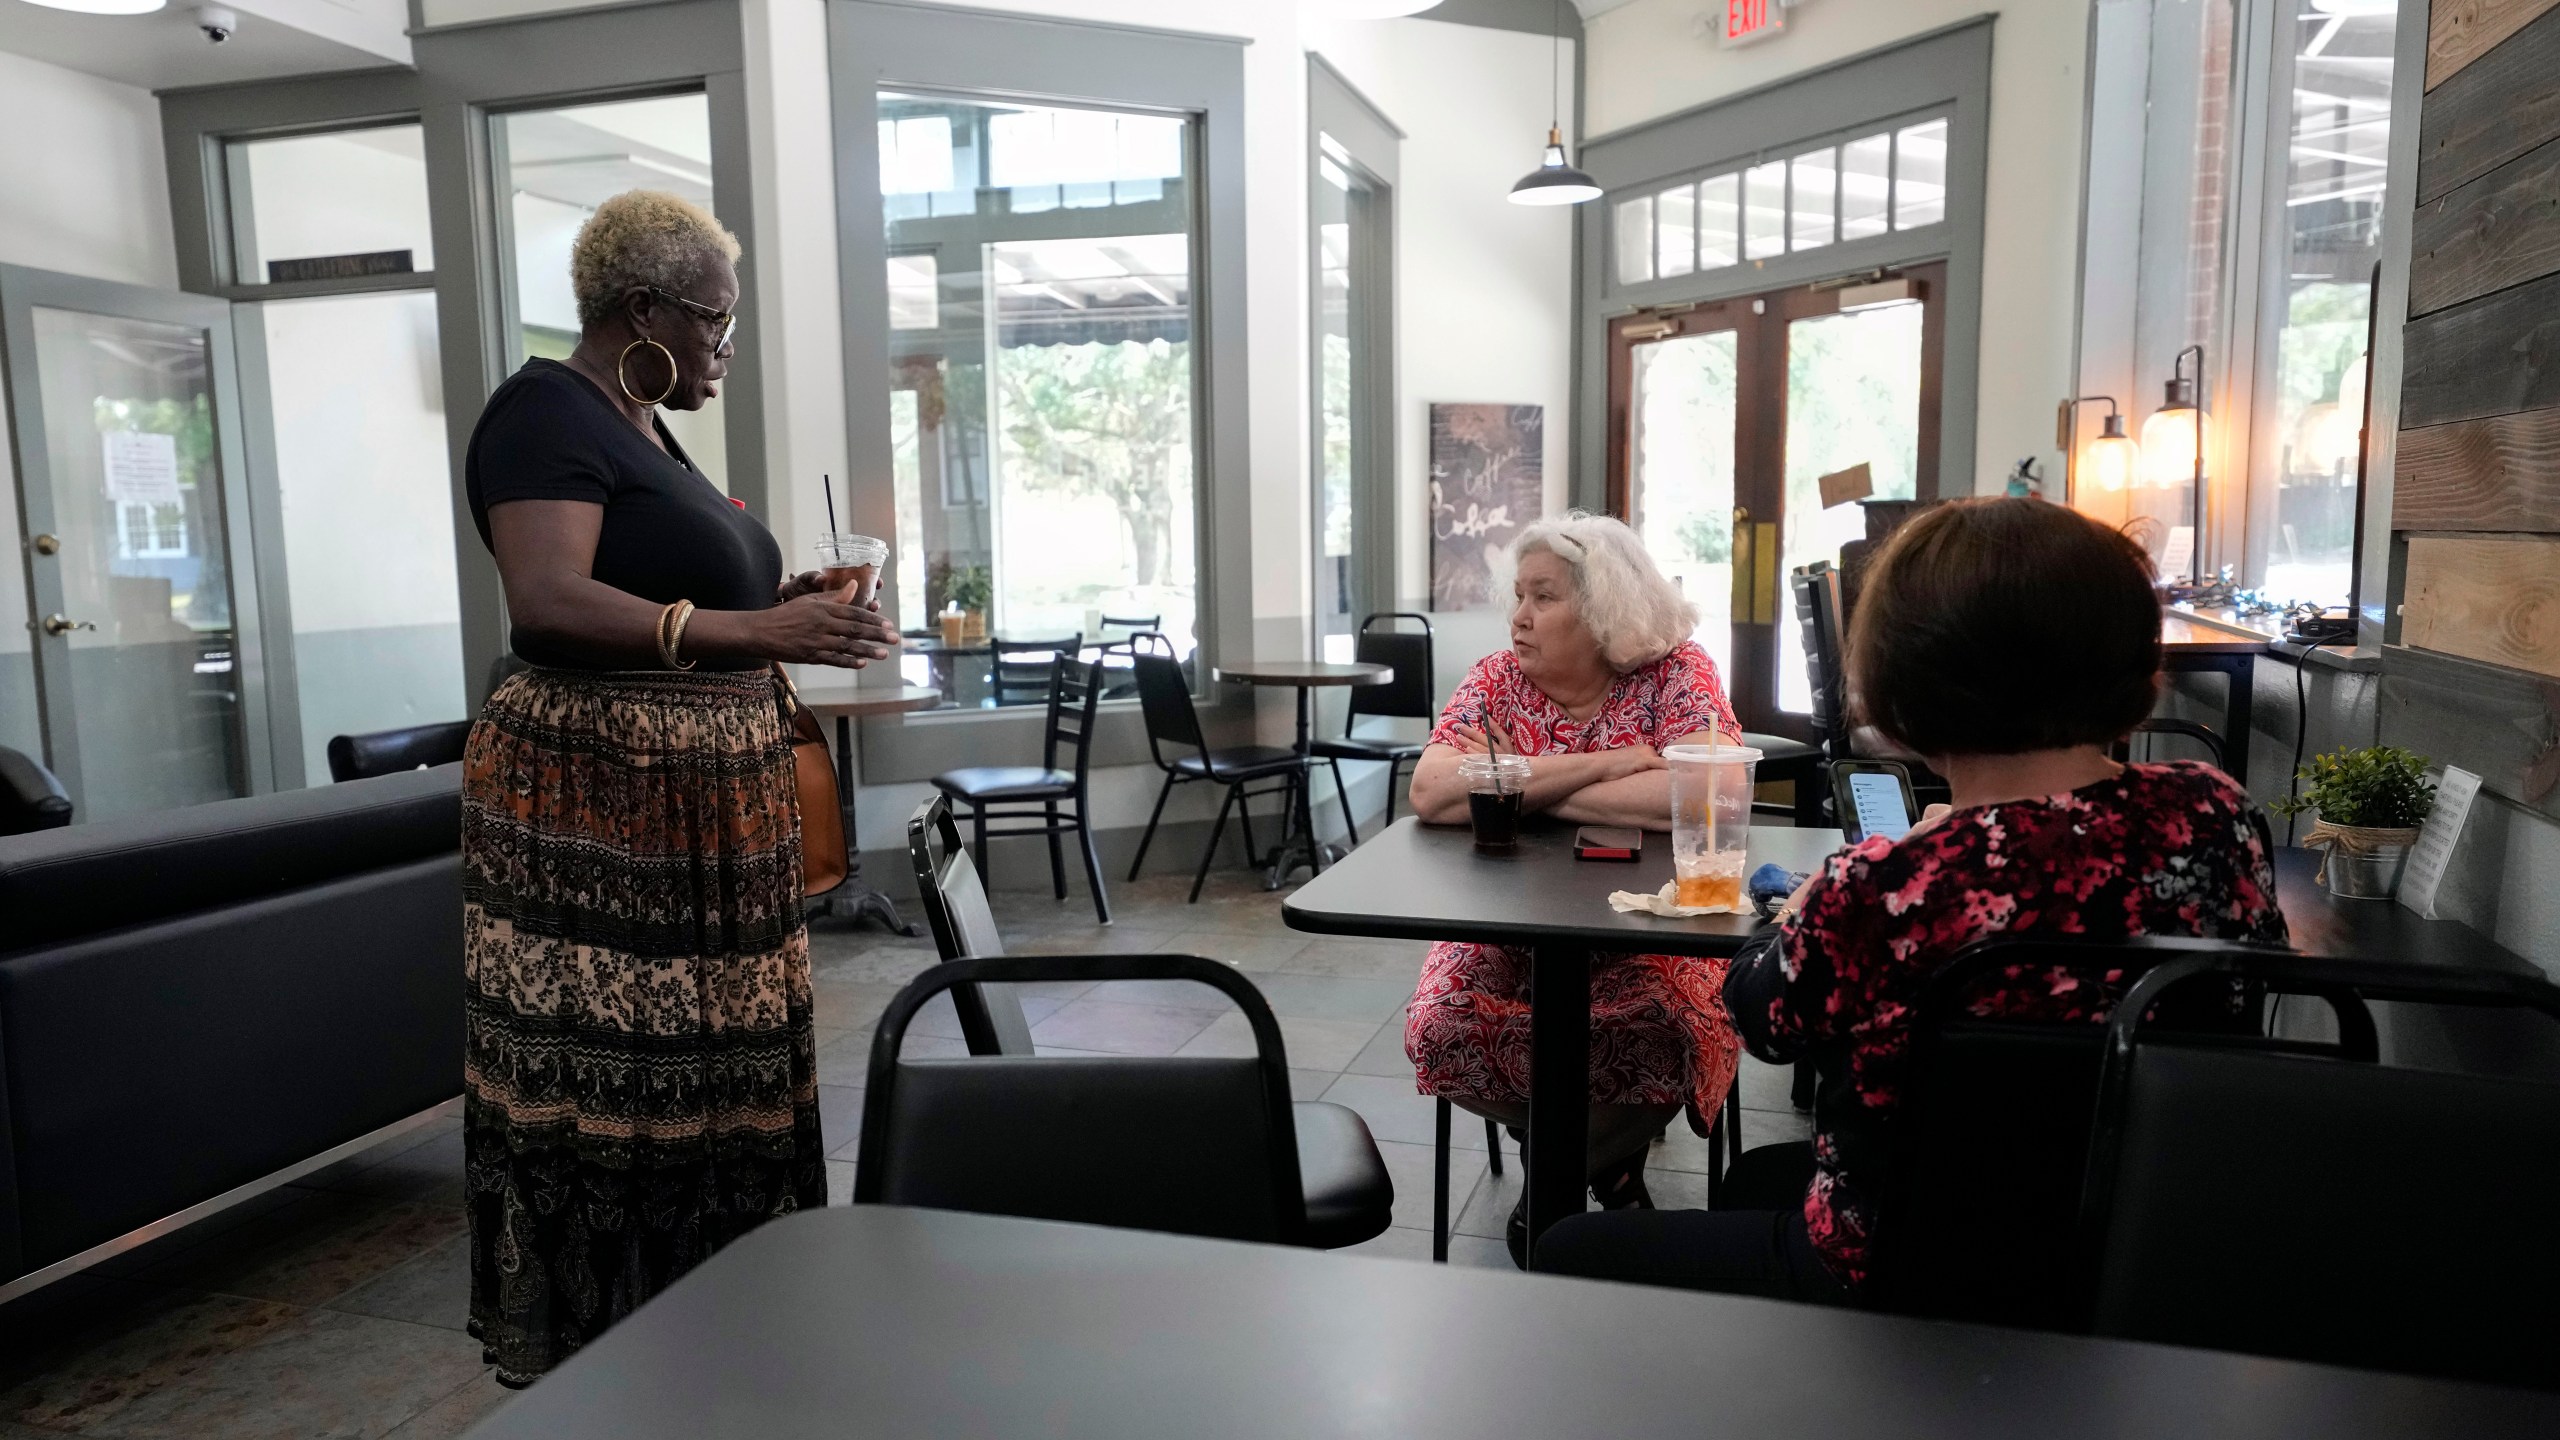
[1830,761,1918,844]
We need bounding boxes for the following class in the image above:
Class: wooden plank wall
[2389,0,2560,813]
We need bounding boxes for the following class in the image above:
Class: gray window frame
[1307,53,1401,646]
[157,0,765,710]
[829,0,1255,781]
[1571,16,1992,509]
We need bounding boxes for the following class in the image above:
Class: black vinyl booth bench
[0,766,465,1300]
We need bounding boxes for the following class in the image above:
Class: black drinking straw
[823,474,838,535]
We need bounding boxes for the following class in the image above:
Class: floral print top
[1723,761,2288,1293]
[1427,641,1740,755]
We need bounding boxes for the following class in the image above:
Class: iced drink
[1666,743,1763,909]
[815,534,888,607]
[1460,754,1532,854]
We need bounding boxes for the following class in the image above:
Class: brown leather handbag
[774,666,848,898]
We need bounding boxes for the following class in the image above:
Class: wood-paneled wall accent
[2379,645,2560,822]
[2426,0,2560,89]
[2397,269,2560,428]
[2400,535,2560,680]
[2397,407,2560,532]
[2409,136,2560,316]
[2417,4,2560,204]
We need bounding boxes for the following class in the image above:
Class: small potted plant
[946,566,993,642]
[2270,745,2437,899]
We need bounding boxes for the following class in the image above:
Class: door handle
[40,614,96,637]
[31,533,59,556]
[1730,508,1753,619]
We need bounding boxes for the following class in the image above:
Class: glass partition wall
[876,90,1201,704]
[495,91,728,490]
[225,120,463,787]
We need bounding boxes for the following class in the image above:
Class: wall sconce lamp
[2057,394,2141,501]
[2140,344,2206,583]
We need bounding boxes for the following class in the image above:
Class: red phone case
[1574,827,1642,861]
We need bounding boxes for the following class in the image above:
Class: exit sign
[1721,0,1788,46]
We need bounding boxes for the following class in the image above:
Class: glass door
[1612,301,1756,699]
[1609,263,1942,738]
[0,265,270,820]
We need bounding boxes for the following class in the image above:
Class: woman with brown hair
[458,190,897,1384]
[1538,497,2287,1302]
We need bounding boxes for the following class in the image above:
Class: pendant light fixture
[1509,0,1599,206]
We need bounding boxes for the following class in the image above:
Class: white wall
[1585,0,2090,494]
[0,49,178,290]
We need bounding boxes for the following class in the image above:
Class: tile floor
[0,862,1810,1438]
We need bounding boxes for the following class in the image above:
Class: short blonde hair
[568,189,741,330]
[1512,511,1698,673]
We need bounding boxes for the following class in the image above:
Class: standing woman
[458,190,896,1386]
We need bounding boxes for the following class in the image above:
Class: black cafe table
[1284,815,1843,1265]
[1212,657,1392,889]
[460,1205,2560,1440]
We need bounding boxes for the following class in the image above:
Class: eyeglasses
[649,287,738,351]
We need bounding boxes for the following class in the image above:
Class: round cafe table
[792,679,944,933]
[1211,658,1392,889]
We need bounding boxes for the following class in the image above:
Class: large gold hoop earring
[617,338,679,407]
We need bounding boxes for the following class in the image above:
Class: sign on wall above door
[1718,0,1808,48]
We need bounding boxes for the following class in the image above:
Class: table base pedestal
[1525,944,1592,1269]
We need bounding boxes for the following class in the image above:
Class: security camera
[193,5,237,42]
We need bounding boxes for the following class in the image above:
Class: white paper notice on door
[103,430,182,506]
[2397,765,2482,921]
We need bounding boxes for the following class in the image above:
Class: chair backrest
[1346,612,1435,723]
[2122,717,2227,770]
[0,746,73,835]
[1869,933,2362,1329]
[905,795,1034,1055]
[1041,655,1107,780]
[1791,564,1850,760]
[2083,954,2560,1387]
[1095,613,1161,655]
[991,635,1075,708]
[1128,631,1207,765]
[853,953,1309,1245]
[326,720,472,783]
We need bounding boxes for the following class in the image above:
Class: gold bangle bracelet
[657,600,697,670]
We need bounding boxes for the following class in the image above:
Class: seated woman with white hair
[1404,511,1743,1267]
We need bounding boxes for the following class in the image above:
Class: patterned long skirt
[460,667,824,1386]
[1405,943,1740,1127]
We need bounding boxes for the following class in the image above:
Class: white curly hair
[569,189,741,330]
[1511,510,1699,673]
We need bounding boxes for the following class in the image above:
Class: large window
[1614,117,1945,288]
[495,92,727,490]
[2247,1,2395,607]
[2091,0,2401,613]
[878,91,1200,699]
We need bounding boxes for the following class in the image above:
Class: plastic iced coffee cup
[814,534,888,608]
[1460,753,1533,854]
[1665,743,1762,908]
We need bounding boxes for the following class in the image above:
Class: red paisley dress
[1403,642,1744,1122]
[1728,760,2289,1291]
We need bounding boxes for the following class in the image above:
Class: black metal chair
[1789,561,1950,818]
[0,746,72,835]
[2080,953,2560,1387]
[1125,632,1302,902]
[1308,613,1435,845]
[2118,717,2227,770]
[930,655,1110,924]
[1088,613,1160,698]
[990,635,1079,709]
[855,939,1395,1250]
[325,720,471,782]
[1705,935,2343,1329]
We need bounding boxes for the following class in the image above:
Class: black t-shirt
[465,358,782,670]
